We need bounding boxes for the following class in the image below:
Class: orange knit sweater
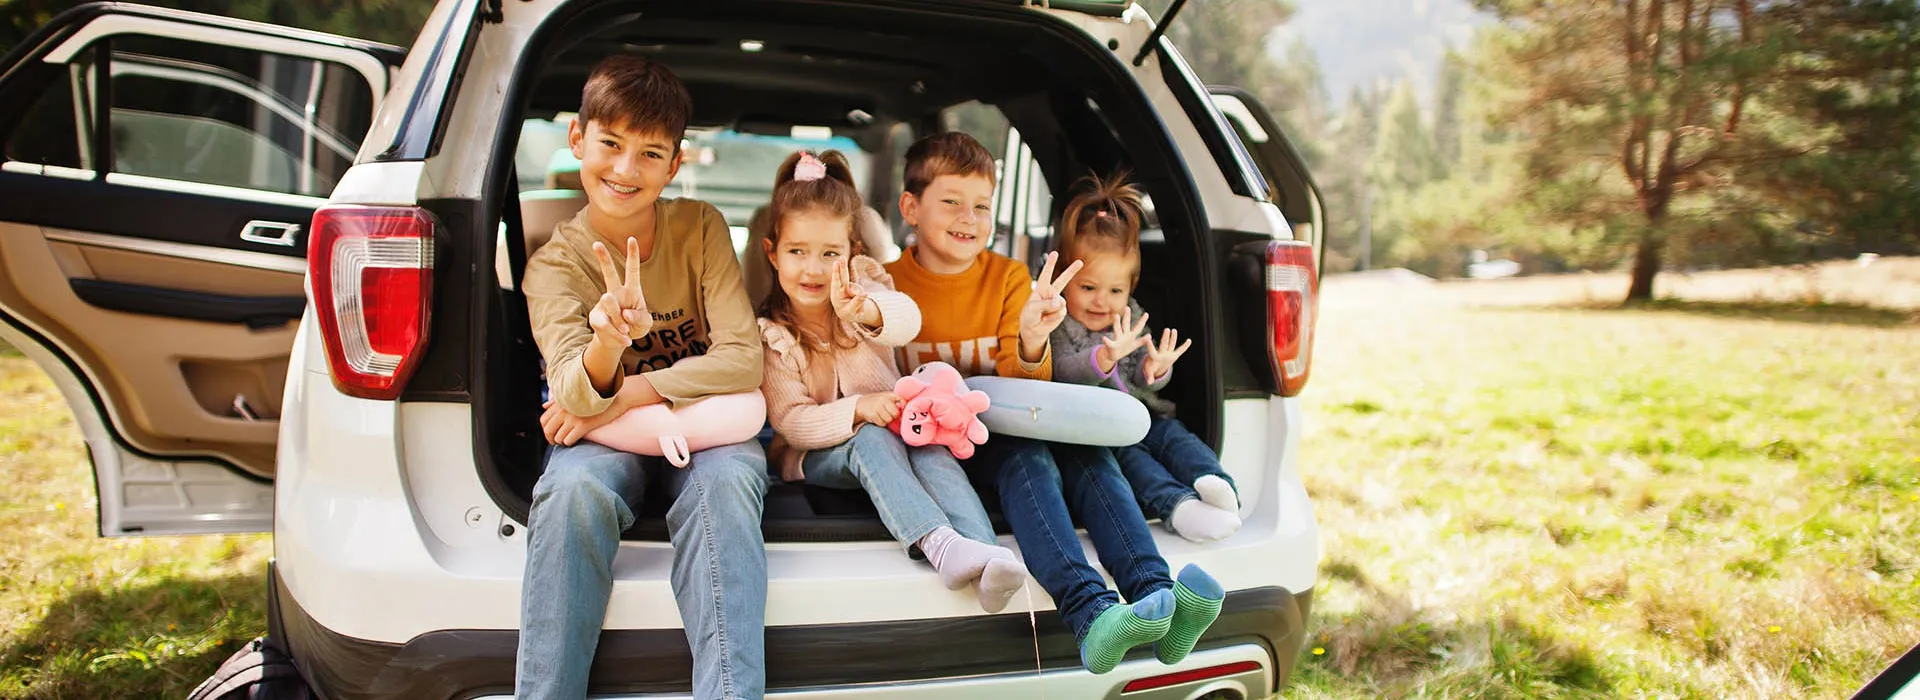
[885,248,1051,380]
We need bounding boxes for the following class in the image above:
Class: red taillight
[309,205,435,400]
[1267,239,1317,397]
[1120,660,1264,693]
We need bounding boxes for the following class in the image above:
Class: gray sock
[919,526,1016,590]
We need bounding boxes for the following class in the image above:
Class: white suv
[0,1,1323,697]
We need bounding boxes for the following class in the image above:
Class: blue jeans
[516,439,769,700]
[966,435,1172,639]
[802,424,997,549]
[1116,416,1238,520]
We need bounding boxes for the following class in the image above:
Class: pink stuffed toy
[887,362,990,459]
[583,390,766,467]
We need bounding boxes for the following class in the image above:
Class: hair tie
[793,153,827,182]
[1096,209,1109,218]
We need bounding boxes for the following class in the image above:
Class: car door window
[108,35,375,197]
[4,35,375,199]
[993,125,1054,268]
[4,54,96,176]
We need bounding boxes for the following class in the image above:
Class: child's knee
[996,444,1063,489]
[1057,443,1121,474]
[851,423,901,449]
[690,443,769,496]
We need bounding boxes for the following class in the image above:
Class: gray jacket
[1049,299,1176,417]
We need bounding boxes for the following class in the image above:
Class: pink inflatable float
[584,390,768,467]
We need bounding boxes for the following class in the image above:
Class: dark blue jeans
[1115,416,1237,520]
[964,435,1173,640]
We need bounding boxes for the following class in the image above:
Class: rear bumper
[270,563,1314,700]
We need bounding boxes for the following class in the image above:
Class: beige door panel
[0,221,297,476]
[49,242,305,297]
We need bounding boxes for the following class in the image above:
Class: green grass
[1290,299,1920,698]
[0,353,269,699]
[1558,299,1920,328]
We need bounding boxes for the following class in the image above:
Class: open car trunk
[467,0,1249,541]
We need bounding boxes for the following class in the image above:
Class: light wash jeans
[801,424,997,549]
[516,439,769,700]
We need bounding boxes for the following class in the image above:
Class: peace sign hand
[588,237,654,350]
[829,258,873,325]
[1098,305,1151,373]
[1019,251,1084,342]
[1142,327,1193,383]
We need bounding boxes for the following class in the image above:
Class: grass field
[0,342,270,699]
[1290,274,1920,698]
[1,266,1916,698]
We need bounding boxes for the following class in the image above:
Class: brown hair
[903,131,996,196]
[578,54,693,145]
[1055,171,1146,279]
[760,150,867,355]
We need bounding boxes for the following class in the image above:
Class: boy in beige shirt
[518,54,768,700]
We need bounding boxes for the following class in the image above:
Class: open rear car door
[0,4,400,535]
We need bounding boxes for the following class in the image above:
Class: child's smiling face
[1063,251,1138,333]
[766,208,855,311]
[569,118,680,232]
[900,173,996,274]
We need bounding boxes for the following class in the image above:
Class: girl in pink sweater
[757,151,1028,612]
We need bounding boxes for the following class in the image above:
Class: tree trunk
[1626,233,1663,302]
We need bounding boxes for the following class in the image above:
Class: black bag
[186,636,314,700]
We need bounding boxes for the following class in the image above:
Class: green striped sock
[1081,588,1174,674]
[1157,564,1224,664]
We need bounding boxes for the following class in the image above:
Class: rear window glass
[513,117,876,255]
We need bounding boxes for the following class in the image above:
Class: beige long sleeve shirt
[524,198,764,417]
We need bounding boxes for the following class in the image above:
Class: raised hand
[1142,327,1193,382]
[1098,305,1152,373]
[1019,251,1084,342]
[829,258,874,325]
[589,236,654,349]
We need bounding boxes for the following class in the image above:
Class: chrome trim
[104,173,329,209]
[239,220,302,247]
[0,161,95,180]
[43,13,388,99]
[459,644,1270,699]
[43,230,305,274]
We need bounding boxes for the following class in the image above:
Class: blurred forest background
[1159,0,1919,301]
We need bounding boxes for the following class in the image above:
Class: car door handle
[239,220,302,247]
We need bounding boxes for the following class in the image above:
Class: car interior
[469,1,1234,540]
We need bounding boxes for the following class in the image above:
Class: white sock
[976,557,1028,613]
[1193,475,1240,513]
[1168,499,1241,543]
[919,526,1016,590]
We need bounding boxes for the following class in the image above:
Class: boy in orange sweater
[886,133,1220,674]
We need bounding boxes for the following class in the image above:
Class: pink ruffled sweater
[759,256,922,481]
